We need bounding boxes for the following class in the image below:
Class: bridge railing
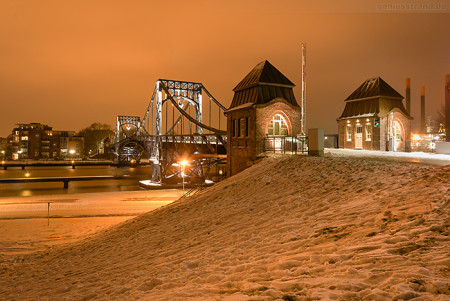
[156,134,227,145]
[263,136,308,154]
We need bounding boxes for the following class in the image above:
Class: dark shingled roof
[229,60,298,109]
[345,77,403,101]
[339,77,411,119]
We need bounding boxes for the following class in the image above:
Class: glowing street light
[179,160,188,194]
[25,172,30,178]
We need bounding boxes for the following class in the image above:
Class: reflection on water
[0,166,152,197]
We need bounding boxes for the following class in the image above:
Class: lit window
[21,136,28,141]
[346,124,352,141]
[268,114,288,136]
[366,124,372,141]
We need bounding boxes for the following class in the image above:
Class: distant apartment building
[6,123,84,160]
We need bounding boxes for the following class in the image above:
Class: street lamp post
[180,160,188,194]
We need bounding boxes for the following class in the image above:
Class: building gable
[339,77,411,119]
[229,60,298,109]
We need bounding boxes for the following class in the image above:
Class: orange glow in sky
[0,0,449,136]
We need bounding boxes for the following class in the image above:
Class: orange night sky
[0,0,449,137]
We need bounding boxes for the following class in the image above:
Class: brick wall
[338,112,410,151]
[226,107,256,176]
[392,111,411,152]
[338,117,381,150]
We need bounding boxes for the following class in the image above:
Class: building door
[355,125,363,149]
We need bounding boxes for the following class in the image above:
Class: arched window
[268,114,288,136]
[393,121,402,141]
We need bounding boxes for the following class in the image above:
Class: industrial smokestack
[405,78,411,115]
[446,74,450,140]
[421,86,426,133]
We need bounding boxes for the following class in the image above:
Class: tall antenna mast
[301,42,307,135]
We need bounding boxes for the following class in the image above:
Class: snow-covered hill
[1,155,449,300]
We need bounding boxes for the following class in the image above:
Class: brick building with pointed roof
[226,60,302,175]
[337,77,412,151]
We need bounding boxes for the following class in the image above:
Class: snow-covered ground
[0,155,449,300]
[326,148,450,166]
[0,190,182,255]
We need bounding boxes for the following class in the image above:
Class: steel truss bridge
[114,79,227,184]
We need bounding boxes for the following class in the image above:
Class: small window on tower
[245,117,249,136]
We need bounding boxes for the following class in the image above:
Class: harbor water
[0,165,151,197]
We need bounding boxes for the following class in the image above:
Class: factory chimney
[421,86,426,134]
[446,74,450,140]
[405,78,411,115]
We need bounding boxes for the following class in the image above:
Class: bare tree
[77,123,114,157]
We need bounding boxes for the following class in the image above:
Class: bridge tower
[115,78,227,183]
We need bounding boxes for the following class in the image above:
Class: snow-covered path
[326,148,450,166]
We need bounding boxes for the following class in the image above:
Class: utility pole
[445,75,450,140]
[301,42,307,135]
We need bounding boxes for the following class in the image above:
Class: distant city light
[179,159,189,194]
[25,172,30,178]
[69,149,76,154]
